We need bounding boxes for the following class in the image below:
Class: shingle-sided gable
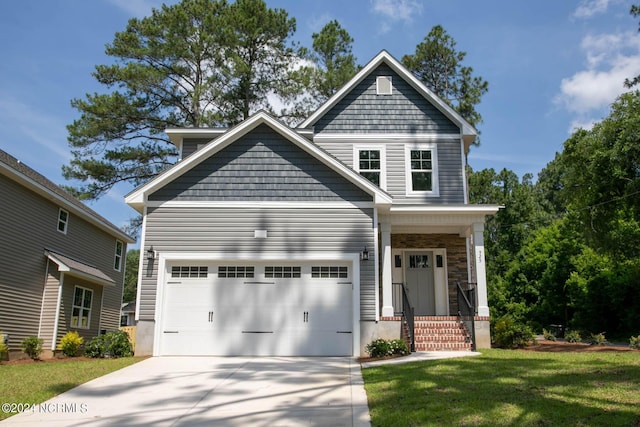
[314,63,459,135]
[148,124,373,202]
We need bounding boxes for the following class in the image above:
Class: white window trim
[353,144,387,190]
[404,143,440,197]
[57,208,69,234]
[114,240,123,271]
[71,285,93,330]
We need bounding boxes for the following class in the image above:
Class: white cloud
[573,0,613,18]
[371,0,423,24]
[555,30,640,129]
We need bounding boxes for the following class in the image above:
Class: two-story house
[126,51,499,357]
[0,149,134,358]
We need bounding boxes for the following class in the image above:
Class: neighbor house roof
[0,149,134,243]
[126,111,393,212]
[299,50,478,149]
[45,250,116,286]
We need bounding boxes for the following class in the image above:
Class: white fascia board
[146,200,375,209]
[389,204,502,215]
[300,50,477,141]
[126,111,392,210]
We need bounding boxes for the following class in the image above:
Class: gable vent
[376,76,393,95]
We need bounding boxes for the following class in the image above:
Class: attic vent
[376,76,393,95]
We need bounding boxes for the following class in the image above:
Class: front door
[405,252,435,315]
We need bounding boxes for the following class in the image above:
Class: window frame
[114,240,123,271]
[353,144,386,190]
[57,208,69,234]
[71,286,93,330]
[404,143,439,197]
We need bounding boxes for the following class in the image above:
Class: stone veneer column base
[134,320,155,356]
[474,317,491,349]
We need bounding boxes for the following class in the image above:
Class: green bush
[21,336,43,360]
[542,328,557,341]
[492,316,534,349]
[365,338,409,358]
[589,332,608,346]
[85,330,133,358]
[57,331,84,357]
[565,330,582,343]
[0,331,8,359]
[629,335,640,350]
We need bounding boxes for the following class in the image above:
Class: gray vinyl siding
[314,63,459,134]
[316,137,465,204]
[0,173,125,350]
[140,206,377,321]
[150,124,371,202]
[40,264,61,350]
[182,137,217,158]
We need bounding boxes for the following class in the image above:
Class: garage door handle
[208,311,214,322]
[164,331,179,334]
[303,311,309,323]
[336,331,352,334]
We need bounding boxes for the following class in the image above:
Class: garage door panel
[161,261,353,356]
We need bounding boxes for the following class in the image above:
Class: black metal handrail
[457,282,477,351]
[396,282,415,352]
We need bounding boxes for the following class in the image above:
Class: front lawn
[362,349,640,426]
[0,357,143,421]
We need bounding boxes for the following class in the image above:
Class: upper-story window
[354,145,386,189]
[114,240,123,271]
[405,144,439,196]
[57,209,69,234]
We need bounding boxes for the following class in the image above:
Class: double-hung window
[354,145,386,189]
[57,209,69,234]
[405,144,439,196]
[71,286,93,329]
[114,240,123,271]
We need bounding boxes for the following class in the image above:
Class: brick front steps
[412,316,472,352]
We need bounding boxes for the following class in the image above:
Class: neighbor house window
[71,286,93,329]
[57,209,69,234]
[114,240,123,271]
[405,144,439,196]
[354,145,386,189]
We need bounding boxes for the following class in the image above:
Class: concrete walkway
[2,357,371,427]
[360,350,481,368]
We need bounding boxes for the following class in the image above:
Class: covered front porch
[376,205,499,350]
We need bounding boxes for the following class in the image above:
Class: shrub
[57,331,84,357]
[629,335,640,350]
[0,331,7,359]
[21,336,43,360]
[492,316,534,349]
[589,332,608,346]
[85,330,133,358]
[565,330,582,343]
[365,338,409,358]
[542,328,557,341]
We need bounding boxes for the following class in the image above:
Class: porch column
[380,222,394,317]
[472,222,490,317]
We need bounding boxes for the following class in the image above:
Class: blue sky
[1,0,638,245]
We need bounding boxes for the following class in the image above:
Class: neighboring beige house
[126,51,499,358]
[0,149,134,358]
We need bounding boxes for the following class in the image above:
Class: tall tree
[310,20,358,101]
[402,25,488,128]
[63,0,300,200]
[625,4,640,88]
[558,91,640,258]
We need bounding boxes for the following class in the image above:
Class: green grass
[362,349,640,427]
[0,357,143,420]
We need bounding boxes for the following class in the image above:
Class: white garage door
[159,261,353,356]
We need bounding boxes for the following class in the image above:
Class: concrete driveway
[2,357,371,426]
